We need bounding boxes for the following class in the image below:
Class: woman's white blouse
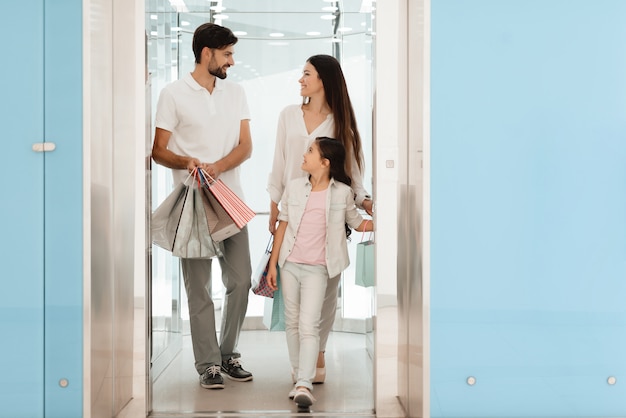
[267,104,371,207]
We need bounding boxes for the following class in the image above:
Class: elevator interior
[145,0,382,415]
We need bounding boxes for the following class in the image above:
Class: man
[152,22,253,389]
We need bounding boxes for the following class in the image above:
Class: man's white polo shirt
[155,72,250,199]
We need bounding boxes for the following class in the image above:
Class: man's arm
[203,119,252,178]
[151,127,200,171]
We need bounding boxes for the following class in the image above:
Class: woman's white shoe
[313,367,326,384]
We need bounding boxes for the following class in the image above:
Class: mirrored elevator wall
[85,0,144,416]
[376,0,429,417]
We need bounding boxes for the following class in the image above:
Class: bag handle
[182,168,197,186]
[181,167,206,187]
[361,219,374,242]
[197,167,217,186]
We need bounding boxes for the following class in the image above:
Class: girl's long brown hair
[305,55,364,177]
[315,137,353,239]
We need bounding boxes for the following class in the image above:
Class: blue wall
[431,1,626,416]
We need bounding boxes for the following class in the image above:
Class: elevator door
[1,1,45,415]
[0,1,83,417]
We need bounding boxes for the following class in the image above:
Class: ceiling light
[331,37,342,43]
[181,21,190,26]
[321,14,336,20]
[338,27,353,32]
[210,5,226,11]
[269,32,285,37]
[322,6,338,11]
[171,26,182,31]
[233,31,248,36]
[150,14,158,20]
[168,0,188,12]
[306,31,321,36]
[214,14,229,19]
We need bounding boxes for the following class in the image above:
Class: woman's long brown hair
[305,55,364,177]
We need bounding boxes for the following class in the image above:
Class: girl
[266,137,374,408]
[267,54,373,383]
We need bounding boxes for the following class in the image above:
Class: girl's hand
[266,265,278,291]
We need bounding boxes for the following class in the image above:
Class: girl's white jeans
[281,261,329,391]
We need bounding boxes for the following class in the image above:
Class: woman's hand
[362,199,373,216]
[266,265,278,291]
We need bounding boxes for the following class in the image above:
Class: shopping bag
[200,187,241,242]
[172,185,222,259]
[251,236,274,298]
[151,182,189,252]
[263,267,284,331]
[199,169,256,229]
[355,231,375,287]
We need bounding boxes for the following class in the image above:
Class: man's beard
[208,59,228,79]
[209,66,228,79]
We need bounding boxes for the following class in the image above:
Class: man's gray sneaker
[221,357,253,381]
[200,365,224,389]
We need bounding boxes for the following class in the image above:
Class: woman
[267,54,373,383]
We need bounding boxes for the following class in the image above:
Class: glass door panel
[145,1,184,387]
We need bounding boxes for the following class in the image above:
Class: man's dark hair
[192,23,238,63]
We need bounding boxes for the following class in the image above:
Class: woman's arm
[268,110,288,233]
[269,200,280,234]
[355,218,374,232]
[349,154,373,215]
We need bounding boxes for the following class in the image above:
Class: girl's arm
[266,220,287,290]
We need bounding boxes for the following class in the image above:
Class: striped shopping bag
[198,169,256,229]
